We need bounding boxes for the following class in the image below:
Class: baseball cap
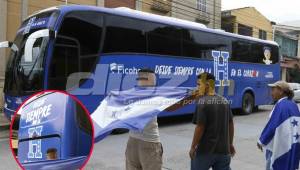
[268,81,291,92]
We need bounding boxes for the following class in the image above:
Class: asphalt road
[85,105,275,170]
[0,105,296,170]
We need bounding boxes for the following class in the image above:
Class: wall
[172,0,221,28]
[231,7,273,40]
[105,0,135,8]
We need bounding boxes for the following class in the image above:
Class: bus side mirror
[0,41,19,52]
[24,29,56,62]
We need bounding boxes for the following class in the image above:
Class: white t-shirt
[129,117,160,143]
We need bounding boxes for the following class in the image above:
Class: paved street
[0,104,298,170]
[85,105,276,170]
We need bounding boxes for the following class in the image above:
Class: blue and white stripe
[259,98,300,170]
[91,87,190,142]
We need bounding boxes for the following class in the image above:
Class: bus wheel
[241,93,254,115]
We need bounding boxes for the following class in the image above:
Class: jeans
[191,153,231,170]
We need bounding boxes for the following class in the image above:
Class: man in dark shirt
[190,72,235,170]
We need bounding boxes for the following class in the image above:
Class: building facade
[221,7,273,41]
[136,0,221,29]
[274,24,300,82]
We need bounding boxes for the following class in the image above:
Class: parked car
[288,83,300,102]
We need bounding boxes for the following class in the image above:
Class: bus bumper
[3,94,29,121]
[21,156,87,170]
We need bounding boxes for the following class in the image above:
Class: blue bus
[13,91,93,169]
[2,5,280,120]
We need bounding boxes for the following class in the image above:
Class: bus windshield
[4,10,58,96]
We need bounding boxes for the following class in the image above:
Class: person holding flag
[257,81,300,170]
[125,68,163,170]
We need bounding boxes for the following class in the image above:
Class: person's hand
[257,142,263,152]
[230,145,236,157]
[189,147,197,160]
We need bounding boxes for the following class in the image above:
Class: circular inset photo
[9,90,94,170]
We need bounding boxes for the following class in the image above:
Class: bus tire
[241,93,254,115]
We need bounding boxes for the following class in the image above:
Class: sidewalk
[0,112,10,131]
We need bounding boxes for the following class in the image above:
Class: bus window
[48,12,103,90]
[250,43,262,63]
[231,40,251,62]
[182,30,229,59]
[103,15,147,54]
[48,37,79,90]
[232,41,279,64]
[271,46,279,63]
[147,24,182,56]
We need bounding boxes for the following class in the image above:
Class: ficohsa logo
[110,63,124,73]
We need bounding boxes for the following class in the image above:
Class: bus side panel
[70,54,280,116]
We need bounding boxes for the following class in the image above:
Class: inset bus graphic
[10,91,93,170]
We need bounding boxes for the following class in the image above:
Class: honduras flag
[259,97,300,170]
[91,86,191,142]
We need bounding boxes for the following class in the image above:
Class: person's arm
[229,120,236,156]
[165,81,207,112]
[189,123,205,159]
[165,93,198,111]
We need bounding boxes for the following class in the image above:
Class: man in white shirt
[125,68,162,170]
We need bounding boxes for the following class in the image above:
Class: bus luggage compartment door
[18,136,61,163]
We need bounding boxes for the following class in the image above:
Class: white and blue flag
[91,86,190,142]
[259,97,300,170]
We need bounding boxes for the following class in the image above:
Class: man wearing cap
[257,81,300,170]
[125,68,163,170]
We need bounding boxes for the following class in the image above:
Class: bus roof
[33,5,278,46]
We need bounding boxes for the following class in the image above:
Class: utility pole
[21,0,28,21]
